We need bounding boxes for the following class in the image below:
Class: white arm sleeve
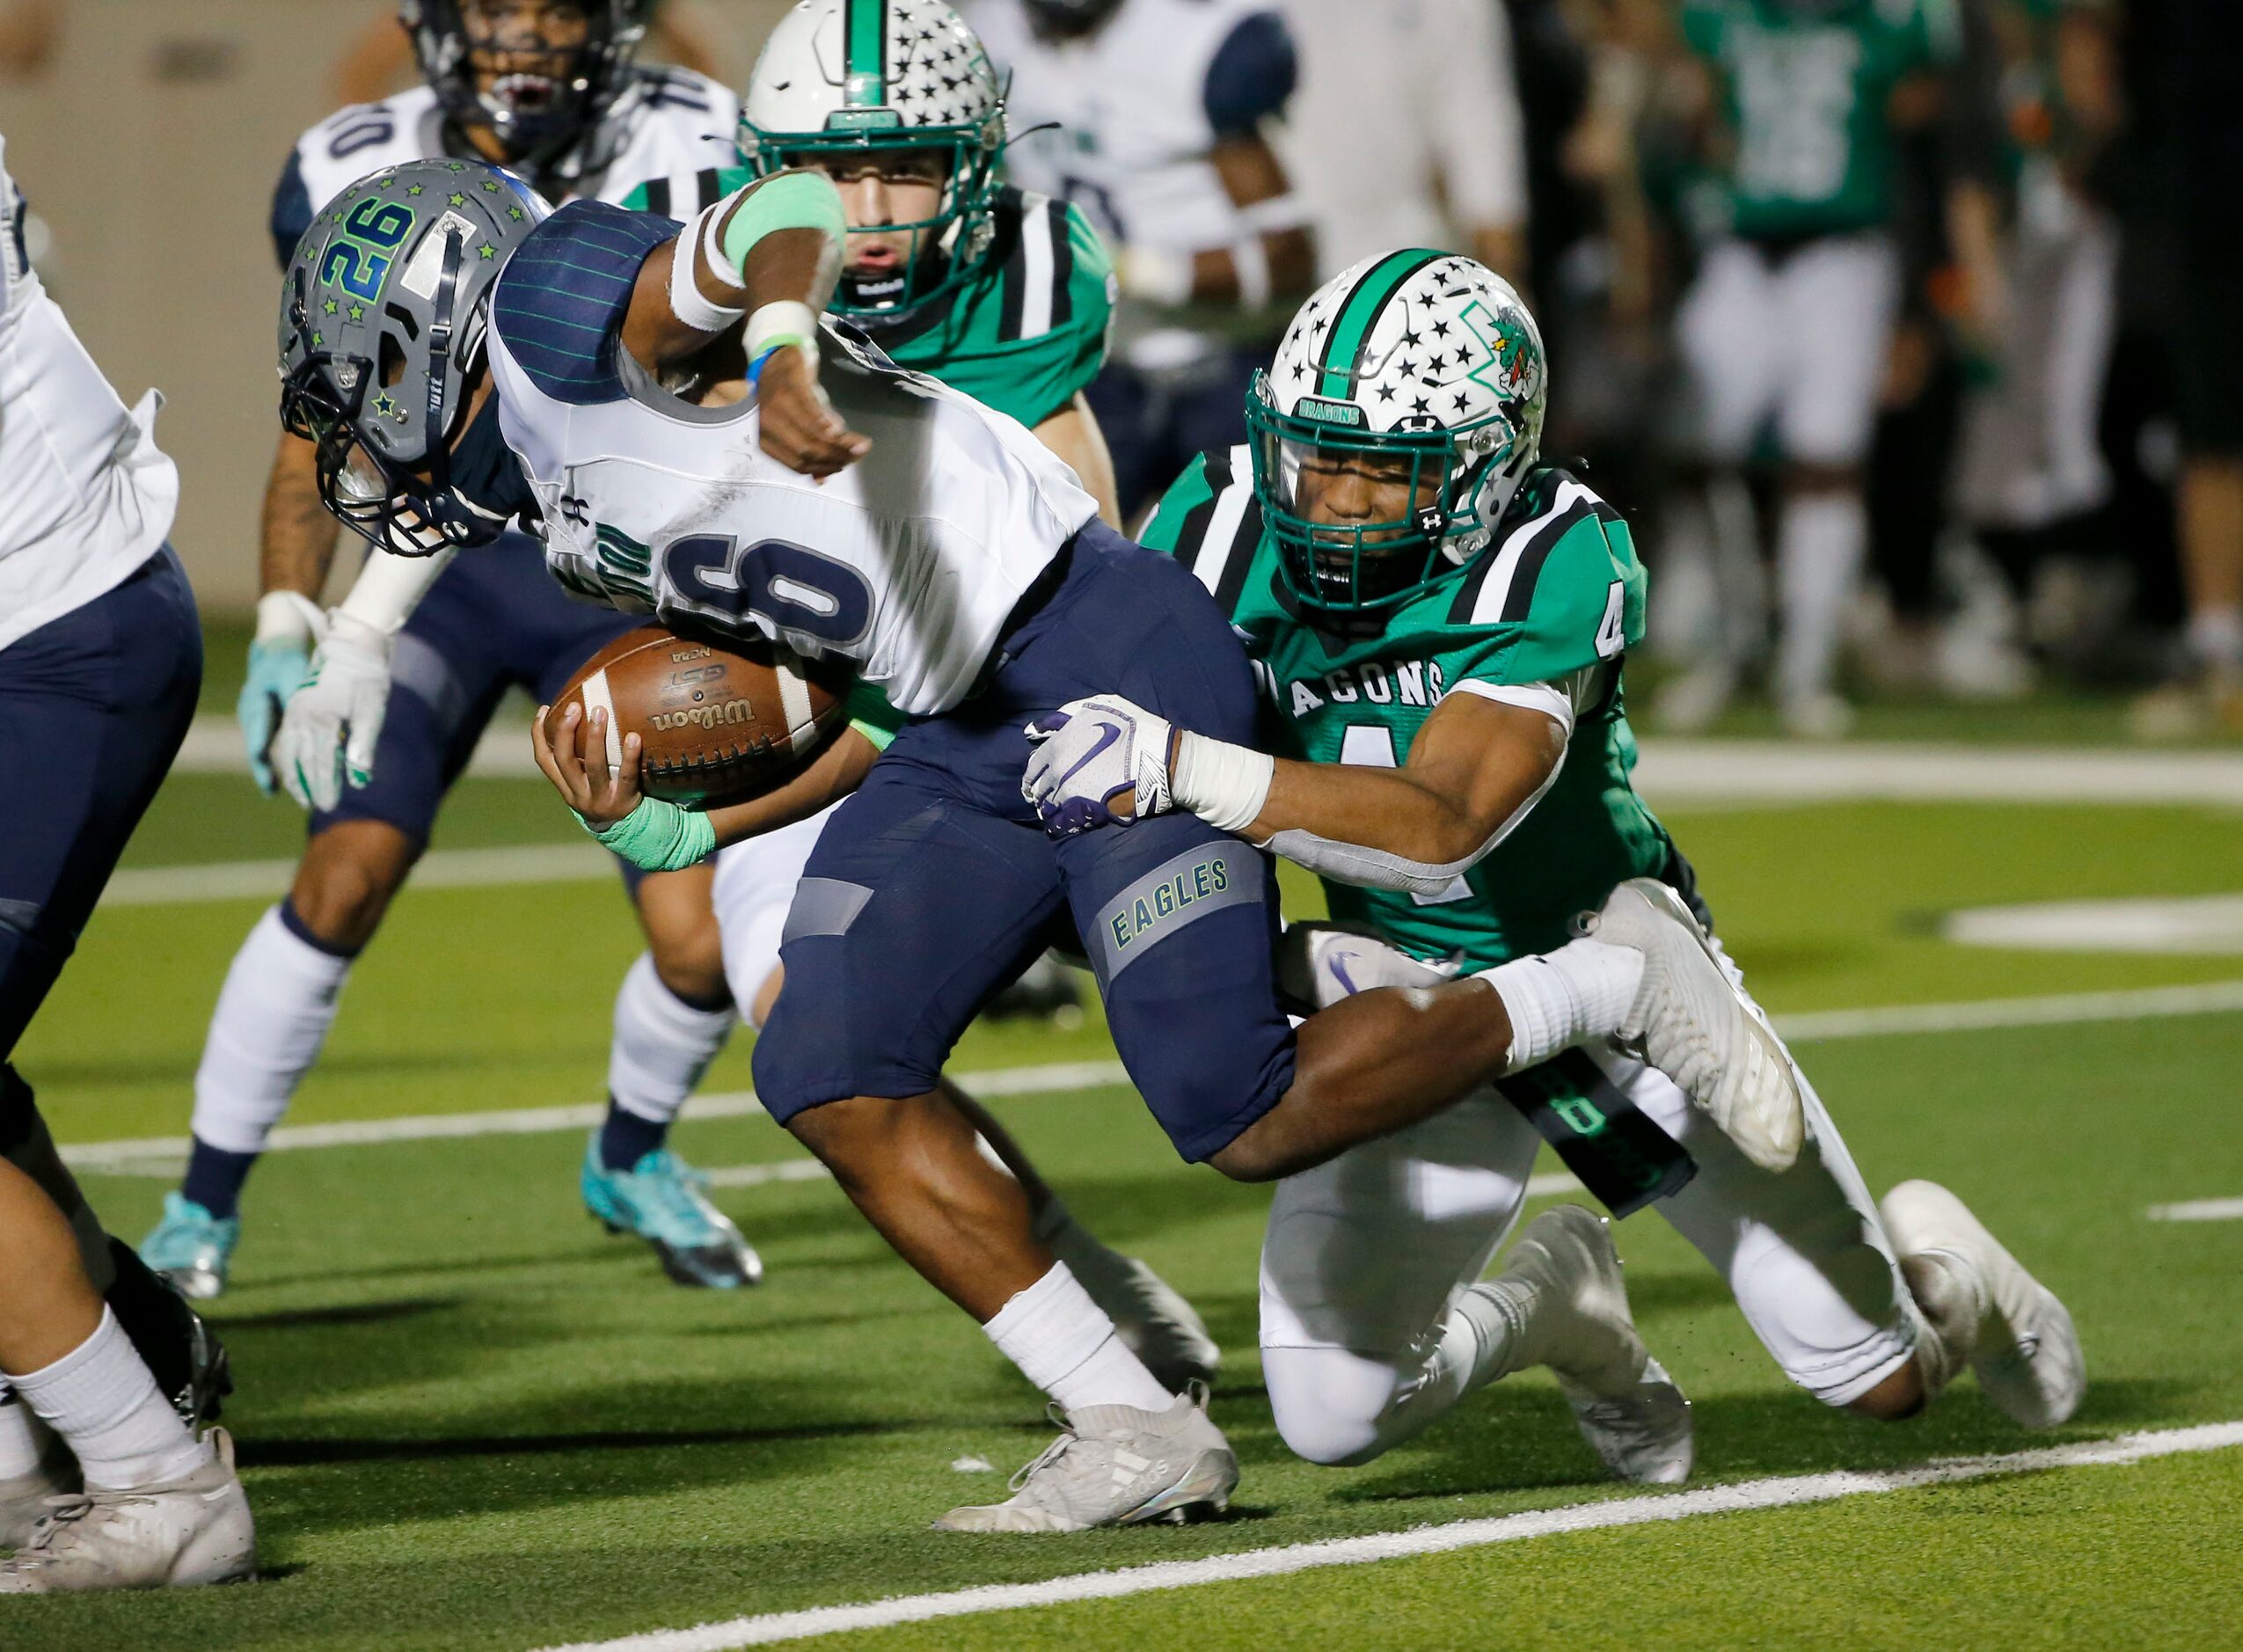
[1262,667,1601,896]
[1427,0,1529,231]
[336,545,455,635]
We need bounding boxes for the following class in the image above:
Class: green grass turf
[7,748,2243,1648]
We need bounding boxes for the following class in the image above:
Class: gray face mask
[277,158,549,554]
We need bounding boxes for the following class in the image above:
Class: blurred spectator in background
[1275,0,1529,286]
[1941,0,2124,698]
[333,0,722,106]
[2127,0,2243,737]
[0,0,55,82]
[967,0,1314,522]
[1652,0,2006,738]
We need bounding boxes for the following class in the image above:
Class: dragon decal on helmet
[276,159,549,556]
[402,0,647,174]
[1246,249,1547,611]
[738,0,1005,319]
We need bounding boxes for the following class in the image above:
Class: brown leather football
[545,625,854,804]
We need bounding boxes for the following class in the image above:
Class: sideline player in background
[1030,252,2084,1473]
[0,136,255,1594]
[138,0,764,1298]
[1655,0,2004,738]
[617,0,1214,1390]
[963,0,1315,521]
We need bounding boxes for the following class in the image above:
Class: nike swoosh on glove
[1022,695,1175,836]
[275,611,395,814]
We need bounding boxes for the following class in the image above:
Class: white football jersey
[964,0,1298,361]
[271,68,742,269]
[0,135,179,653]
[483,203,1100,716]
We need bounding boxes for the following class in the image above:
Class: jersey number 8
[661,535,875,652]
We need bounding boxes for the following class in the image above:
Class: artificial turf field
[10,669,2243,1649]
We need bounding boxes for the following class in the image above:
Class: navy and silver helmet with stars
[739,0,1006,318]
[278,160,550,556]
[403,0,647,173]
[1247,249,1548,611]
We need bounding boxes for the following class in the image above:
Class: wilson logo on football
[649,698,756,733]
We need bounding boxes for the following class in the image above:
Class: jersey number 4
[1338,725,1472,907]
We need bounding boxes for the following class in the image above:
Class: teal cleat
[580,1137,764,1289]
[138,1195,239,1302]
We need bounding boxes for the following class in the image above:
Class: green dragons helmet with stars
[1247,249,1547,611]
[277,159,550,556]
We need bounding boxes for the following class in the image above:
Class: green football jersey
[1683,0,1962,239]
[620,168,1115,429]
[1139,451,1677,971]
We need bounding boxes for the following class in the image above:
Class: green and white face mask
[738,0,1006,320]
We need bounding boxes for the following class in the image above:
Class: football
[545,625,855,804]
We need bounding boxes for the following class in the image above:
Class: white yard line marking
[59,1060,1141,1174]
[174,717,2243,804]
[1774,978,2243,1041]
[2146,1198,2243,1223]
[102,842,610,908]
[59,982,2243,1173]
[1633,741,2243,808]
[1943,895,2243,957]
[530,1422,2243,1652]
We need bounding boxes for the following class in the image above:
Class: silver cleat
[1488,1204,1693,1485]
[0,1427,255,1592]
[937,1385,1238,1532]
[1591,878,1805,1173]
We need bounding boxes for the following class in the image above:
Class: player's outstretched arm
[1023,689,1567,896]
[617,168,869,478]
[239,430,347,794]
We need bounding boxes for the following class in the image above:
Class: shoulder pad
[1144,445,1264,613]
[493,201,675,406]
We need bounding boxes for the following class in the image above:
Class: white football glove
[1022,695,1175,835]
[274,611,395,814]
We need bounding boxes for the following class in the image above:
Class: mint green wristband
[721,170,846,271]
[588,796,717,872]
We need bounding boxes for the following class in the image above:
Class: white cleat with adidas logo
[936,1386,1238,1533]
[0,1428,255,1592]
[1881,1179,2085,1429]
[1591,878,1806,1173]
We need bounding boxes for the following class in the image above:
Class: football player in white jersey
[274,157,1808,1528]
[962,0,1317,519]
[616,0,1219,1393]
[0,138,256,1593]
[138,0,770,1300]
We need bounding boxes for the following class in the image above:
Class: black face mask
[446,391,534,527]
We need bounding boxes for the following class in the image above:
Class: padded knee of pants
[1262,1343,1414,1468]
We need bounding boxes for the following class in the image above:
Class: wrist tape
[588,796,718,873]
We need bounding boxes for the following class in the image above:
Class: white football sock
[190,904,353,1155]
[1478,938,1643,1072]
[1898,1247,1987,1400]
[982,1261,1173,1414]
[1775,492,1867,709]
[0,1390,47,1479]
[607,953,735,1126]
[8,1309,208,1490]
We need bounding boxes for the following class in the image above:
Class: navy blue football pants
[0,547,201,1062]
[752,521,1298,1163]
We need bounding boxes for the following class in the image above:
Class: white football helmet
[739,0,1005,317]
[1247,249,1547,610]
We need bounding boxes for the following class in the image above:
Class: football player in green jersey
[1027,250,2084,1473]
[626,0,1120,520]
[610,0,1223,1392]
[1657,0,2005,737]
